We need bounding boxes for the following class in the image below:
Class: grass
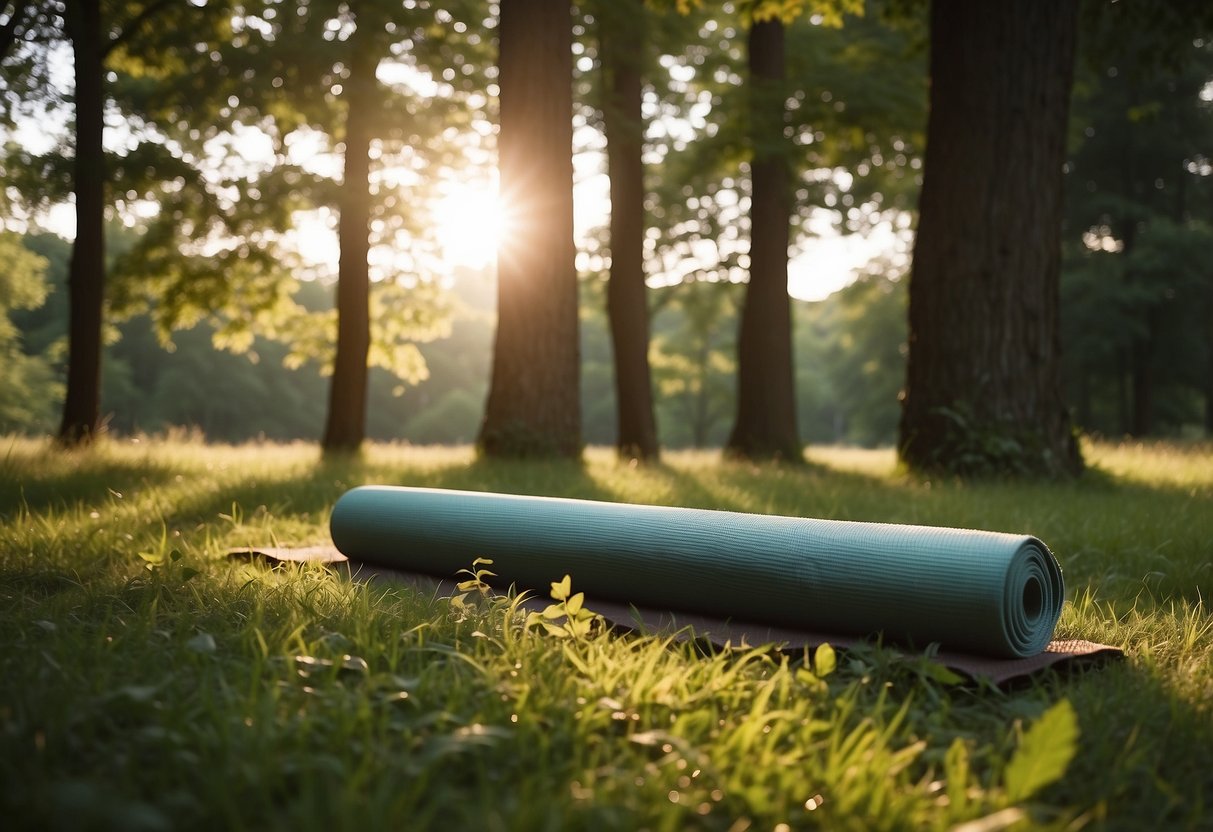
[1,436,1210,830]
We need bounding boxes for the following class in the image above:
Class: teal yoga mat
[330,487,1064,659]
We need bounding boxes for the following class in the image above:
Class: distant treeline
[3,230,907,447]
[1,2,1209,465]
[5,225,1208,447]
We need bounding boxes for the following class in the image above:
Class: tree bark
[601,0,659,461]
[725,18,801,462]
[58,0,105,446]
[321,43,377,454]
[479,0,580,458]
[898,0,1082,477]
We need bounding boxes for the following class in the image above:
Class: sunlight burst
[435,182,506,269]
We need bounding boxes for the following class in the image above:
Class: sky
[9,50,907,304]
[21,129,903,304]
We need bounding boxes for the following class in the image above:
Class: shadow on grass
[7,441,1209,613]
[1045,658,1213,827]
[0,453,183,518]
[154,453,617,544]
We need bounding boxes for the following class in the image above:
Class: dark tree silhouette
[898,0,1082,476]
[601,0,659,461]
[479,0,581,457]
[1,0,187,445]
[57,0,106,444]
[322,33,377,455]
[726,17,801,462]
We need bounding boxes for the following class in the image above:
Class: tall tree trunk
[479,0,580,458]
[601,0,659,461]
[58,0,105,446]
[321,44,377,454]
[898,0,1082,477]
[726,18,800,462]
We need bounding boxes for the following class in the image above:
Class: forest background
[2,0,1210,453]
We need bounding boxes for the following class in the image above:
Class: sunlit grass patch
[1,436,1211,829]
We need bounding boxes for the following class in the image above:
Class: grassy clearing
[1,437,1210,830]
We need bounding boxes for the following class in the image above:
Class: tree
[897,0,1082,477]
[1062,19,1213,437]
[107,0,475,454]
[1,0,228,446]
[640,0,911,460]
[651,279,741,448]
[320,14,378,453]
[725,13,800,460]
[816,267,907,445]
[598,0,660,461]
[479,0,581,457]
[57,0,104,445]
[0,1,205,445]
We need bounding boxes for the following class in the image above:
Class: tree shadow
[1038,657,1213,826]
[152,453,617,550]
[0,452,182,518]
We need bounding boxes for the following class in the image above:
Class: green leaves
[814,642,836,677]
[1004,699,1079,803]
[526,575,601,639]
[452,557,496,611]
[550,574,572,602]
[0,231,60,433]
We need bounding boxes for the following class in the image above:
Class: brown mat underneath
[229,545,1123,687]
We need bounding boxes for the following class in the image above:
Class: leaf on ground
[1005,698,1079,802]
[815,643,836,677]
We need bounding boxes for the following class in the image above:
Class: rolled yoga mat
[330,486,1065,659]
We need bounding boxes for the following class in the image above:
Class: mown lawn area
[1,438,1210,830]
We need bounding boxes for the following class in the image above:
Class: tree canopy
[1,0,1210,470]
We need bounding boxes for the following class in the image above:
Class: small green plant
[921,402,1065,477]
[525,574,601,638]
[137,542,201,585]
[795,643,837,694]
[450,557,496,611]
